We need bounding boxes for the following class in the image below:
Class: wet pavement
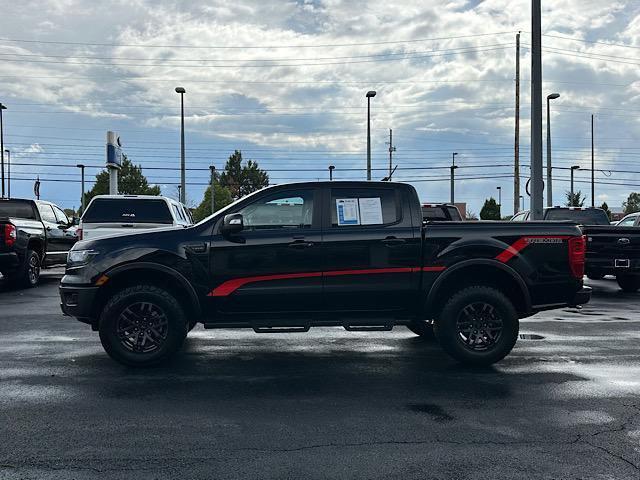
[0,274,639,479]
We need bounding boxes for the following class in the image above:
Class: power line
[0,31,515,49]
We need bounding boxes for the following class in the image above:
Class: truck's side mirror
[221,213,244,236]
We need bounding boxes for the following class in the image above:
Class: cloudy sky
[2,0,640,216]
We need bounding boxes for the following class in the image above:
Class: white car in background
[78,195,192,240]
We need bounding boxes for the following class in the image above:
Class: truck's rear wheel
[407,320,435,340]
[616,274,640,293]
[11,249,41,288]
[98,285,188,367]
[434,286,519,366]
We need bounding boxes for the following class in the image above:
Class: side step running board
[343,324,393,332]
[253,325,310,333]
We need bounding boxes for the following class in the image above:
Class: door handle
[288,240,314,249]
[382,236,406,246]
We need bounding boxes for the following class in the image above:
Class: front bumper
[570,286,592,307]
[59,284,100,323]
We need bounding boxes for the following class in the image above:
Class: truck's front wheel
[98,285,188,367]
[434,286,519,366]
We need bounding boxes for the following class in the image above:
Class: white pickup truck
[78,195,192,240]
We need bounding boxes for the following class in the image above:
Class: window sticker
[336,198,360,225]
[359,197,383,225]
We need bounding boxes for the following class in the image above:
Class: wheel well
[27,239,44,260]
[428,265,528,317]
[93,268,200,324]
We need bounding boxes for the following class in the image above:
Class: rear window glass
[422,206,447,221]
[82,198,173,224]
[0,200,36,219]
[545,208,609,225]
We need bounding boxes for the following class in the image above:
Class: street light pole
[0,102,6,198]
[4,149,10,198]
[497,186,502,217]
[175,87,186,204]
[329,165,335,181]
[450,152,458,204]
[591,114,595,207]
[570,165,580,204]
[209,165,216,215]
[76,164,85,213]
[366,90,376,180]
[546,93,560,207]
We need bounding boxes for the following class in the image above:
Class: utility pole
[514,32,521,215]
[76,164,85,214]
[570,166,580,202]
[0,102,6,198]
[530,0,544,220]
[546,93,560,207]
[209,165,216,215]
[497,186,502,217]
[386,129,396,180]
[591,114,595,207]
[450,152,458,204]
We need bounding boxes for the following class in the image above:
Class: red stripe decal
[208,266,446,297]
[422,266,447,272]
[495,235,572,263]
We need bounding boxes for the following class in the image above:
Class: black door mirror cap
[221,213,244,236]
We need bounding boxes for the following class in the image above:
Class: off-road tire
[98,285,188,367]
[433,286,519,366]
[616,274,640,293]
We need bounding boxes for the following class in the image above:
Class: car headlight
[67,249,99,266]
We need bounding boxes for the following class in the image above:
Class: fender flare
[425,258,531,314]
[105,262,202,317]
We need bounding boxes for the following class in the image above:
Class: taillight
[77,227,83,240]
[568,235,586,279]
[4,224,17,247]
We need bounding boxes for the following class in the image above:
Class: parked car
[616,212,640,227]
[421,203,462,222]
[511,207,640,291]
[79,195,192,240]
[0,198,76,287]
[60,181,590,367]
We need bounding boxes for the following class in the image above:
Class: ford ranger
[60,181,590,367]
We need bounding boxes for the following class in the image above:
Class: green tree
[480,197,501,220]
[600,202,612,221]
[192,183,234,222]
[83,157,160,208]
[219,150,269,200]
[623,192,640,214]
[565,190,586,207]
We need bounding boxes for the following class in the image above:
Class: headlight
[67,249,99,266]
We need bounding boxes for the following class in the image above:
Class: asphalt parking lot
[0,272,639,479]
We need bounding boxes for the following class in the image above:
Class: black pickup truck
[0,198,76,287]
[60,181,590,367]
[512,207,640,291]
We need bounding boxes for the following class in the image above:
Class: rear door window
[82,198,173,224]
[38,204,58,223]
[618,216,637,227]
[330,188,400,227]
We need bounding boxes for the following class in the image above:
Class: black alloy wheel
[455,302,503,352]
[116,302,169,354]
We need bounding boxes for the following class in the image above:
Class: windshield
[0,200,37,220]
[545,208,610,225]
[82,198,173,224]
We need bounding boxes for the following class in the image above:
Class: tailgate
[584,226,640,259]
